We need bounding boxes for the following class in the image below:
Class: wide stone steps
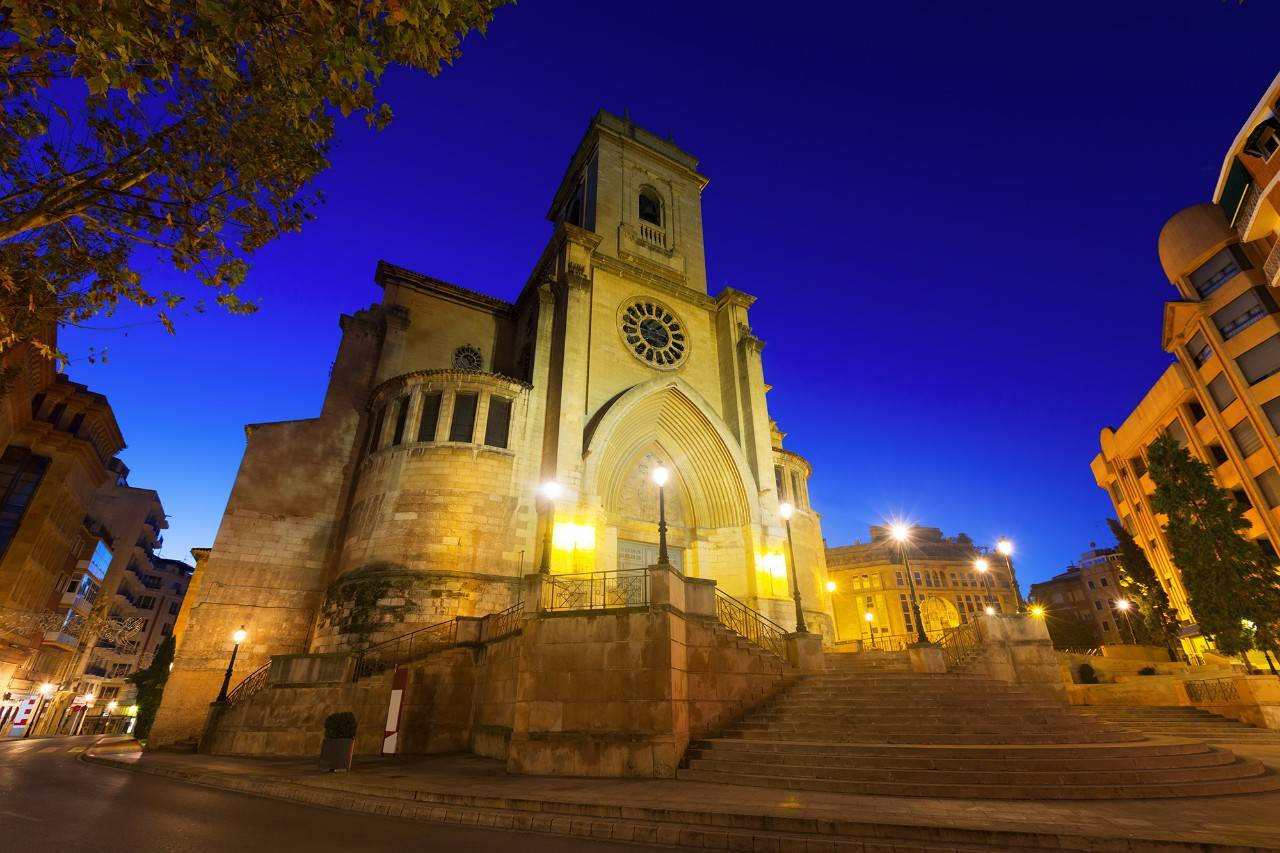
[1078,707,1280,741]
[681,665,1280,798]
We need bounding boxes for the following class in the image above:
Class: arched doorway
[919,596,962,642]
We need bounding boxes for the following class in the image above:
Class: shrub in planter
[1077,663,1099,684]
[1137,666,1158,676]
[320,711,357,772]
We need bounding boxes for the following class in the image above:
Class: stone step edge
[78,751,1264,853]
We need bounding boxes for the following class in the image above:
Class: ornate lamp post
[891,523,931,646]
[996,539,1025,610]
[1115,598,1137,644]
[538,480,562,575]
[653,466,671,567]
[215,626,248,704]
[864,610,876,649]
[779,502,807,633]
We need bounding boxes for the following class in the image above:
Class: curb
[78,750,1279,853]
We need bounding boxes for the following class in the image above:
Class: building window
[367,406,386,454]
[1087,580,1096,590]
[1100,577,1109,587]
[1244,120,1280,161]
[160,622,172,636]
[169,601,180,615]
[1233,489,1253,510]
[790,471,803,509]
[1164,420,1189,447]
[418,392,442,442]
[0,446,50,556]
[484,397,512,449]
[29,392,44,419]
[137,595,156,610]
[1187,331,1212,366]
[774,466,786,499]
[391,397,409,446]
[1189,246,1247,298]
[1108,481,1123,505]
[1130,456,1147,477]
[1231,418,1263,457]
[67,413,84,436]
[1237,335,1280,385]
[45,402,65,427]
[1102,621,1111,632]
[449,393,478,442]
[1257,468,1280,509]
[1187,401,1207,423]
[1207,373,1237,410]
[638,187,662,226]
[1094,600,1103,610]
[1214,288,1272,341]
[894,571,904,586]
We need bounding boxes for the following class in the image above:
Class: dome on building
[1157,203,1233,283]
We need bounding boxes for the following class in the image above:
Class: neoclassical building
[152,111,831,742]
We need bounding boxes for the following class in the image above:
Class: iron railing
[480,602,524,643]
[226,662,271,706]
[714,589,787,660]
[540,569,649,612]
[837,632,917,653]
[1185,676,1240,704]
[938,619,983,670]
[353,618,457,679]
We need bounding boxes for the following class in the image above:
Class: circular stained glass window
[452,344,483,371]
[619,299,687,369]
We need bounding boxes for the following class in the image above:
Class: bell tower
[547,110,710,295]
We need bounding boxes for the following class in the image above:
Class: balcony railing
[714,589,787,660]
[1235,182,1264,236]
[1185,676,1240,704]
[1266,240,1280,287]
[540,569,649,612]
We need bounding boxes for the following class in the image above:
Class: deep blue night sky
[60,1,1280,586]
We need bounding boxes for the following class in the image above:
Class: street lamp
[538,480,562,575]
[1029,604,1045,617]
[974,557,995,613]
[215,626,248,704]
[864,610,876,649]
[653,466,671,567]
[984,605,996,616]
[1115,599,1137,644]
[779,502,806,633]
[23,681,55,739]
[891,523,930,646]
[996,538,1025,610]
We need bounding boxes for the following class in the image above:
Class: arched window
[638,187,662,226]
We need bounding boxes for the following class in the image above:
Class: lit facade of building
[1028,547,1128,645]
[1092,72,1280,658]
[825,526,1018,648]
[151,111,832,747]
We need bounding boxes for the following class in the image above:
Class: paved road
[0,736,651,852]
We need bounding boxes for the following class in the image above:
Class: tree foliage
[1043,606,1100,651]
[1106,517,1180,650]
[1,0,506,362]
[1146,434,1280,656]
[126,633,174,740]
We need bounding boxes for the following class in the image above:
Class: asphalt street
[0,736,656,852]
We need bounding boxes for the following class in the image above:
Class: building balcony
[41,630,78,650]
[58,589,96,614]
[1265,240,1280,288]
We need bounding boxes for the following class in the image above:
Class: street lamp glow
[652,466,669,487]
[1115,599,1131,611]
[38,682,54,696]
[779,502,794,520]
[890,523,910,543]
[984,606,996,616]
[997,539,1013,557]
[232,627,247,644]
[106,701,118,712]
[1029,604,1045,617]
[863,611,875,622]
[540,480,563,500]
[825,580,837,592]
[974,558,989,572]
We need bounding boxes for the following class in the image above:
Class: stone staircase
[1078,705,1280,743]
[678,652,1280,799]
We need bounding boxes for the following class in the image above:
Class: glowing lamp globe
[779,502,794,520]
[997,539,1013,557]
[38,682,54,696]
[890,523,910,543]
[825,580,837,592]
[1115,599,1131,611]
[974,558,989,572]
[233,627,247,644]
[863,611,875,622]
[540,480,563,500]
[984,606,996,616]
[652,466,669,487]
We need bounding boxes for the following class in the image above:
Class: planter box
[319,737,354,772]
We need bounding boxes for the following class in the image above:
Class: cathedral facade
[152,111,830,744]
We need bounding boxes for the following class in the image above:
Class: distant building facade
[1028,547,1127,645]
[1092,72,1280,660]
[825,526,1018,648]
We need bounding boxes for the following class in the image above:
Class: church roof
[375,260,514,314]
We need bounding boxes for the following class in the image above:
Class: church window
[452,345,484,371]
[391,397,409,446]
[774,466,785,499]
[418,392,442,442]
[449,393,479,442]
[368,406,386,453]
[484,397,512,449]
[638,187,662,226]
[619,299,687,369]
[790,472,803,509]
[0,446,50,557]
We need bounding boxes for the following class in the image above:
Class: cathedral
[151,111,831,751]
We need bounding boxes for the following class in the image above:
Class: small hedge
[1138,666,1158,676]
[324,711,357,739]
[1077,663,1099,684]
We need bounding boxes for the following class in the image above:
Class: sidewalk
[83,738,1280,852]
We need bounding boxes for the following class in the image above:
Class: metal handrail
[938,619,983,669]
[226,662,271,706]
[353,618,457,679]
[540,568,649,612]
[480,602,523,643]
[714,589,787,660]
[1185,676,1241,704]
